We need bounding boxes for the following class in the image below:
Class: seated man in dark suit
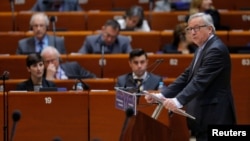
[31,0,83,12]
[16,53,56,91]
[78,19,132,54]
[41,46,96,80]
[16,12,66,55]
[115,49,164,93]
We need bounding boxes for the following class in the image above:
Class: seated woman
[115,5,151,32]
[185,0,229,30]
[162,22,197,54]
[16,53,56,91]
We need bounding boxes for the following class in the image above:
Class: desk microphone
[74,77,90,90]
[50,16,57,48]
[0,71,9,80]
[10,110,21,141]
[147,59,165,119]
[2,71,10,141]
[119,108,134,141]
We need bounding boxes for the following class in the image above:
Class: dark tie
[38,41,43,53]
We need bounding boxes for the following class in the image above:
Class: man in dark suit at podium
[145,13,236,141]
[115,49,163,93]
[31,0,83,12]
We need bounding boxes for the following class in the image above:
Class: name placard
[115,88,137,115]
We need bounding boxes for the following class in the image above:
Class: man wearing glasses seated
[78,19,132,54]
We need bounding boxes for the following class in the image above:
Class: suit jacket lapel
[47,35,54,46]
[26,78,34,91]
[188,35,218,80]
[142,74,151,89]
[28,37,36,53]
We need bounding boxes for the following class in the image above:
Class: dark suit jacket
[78,34,132,54]
[16,78,56,91]
[59,61,96,78]
[115,72,163,91]
[17,35,66,54]
[162,35,236,136]
[31,0,82,11]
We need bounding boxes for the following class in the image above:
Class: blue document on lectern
[114,87,142,115]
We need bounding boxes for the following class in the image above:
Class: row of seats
[1,11,250,32]
[1,54,250,124]
[0,0,249,11]
[0,30,250,54]
[0,54,189,79]
[1,54,249,79]
[1,53,249,125]
[0,90,189,141]
[1,78,175,92]
[1,83,249,141]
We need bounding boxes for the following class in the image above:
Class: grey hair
[29,12,50,27]
[40,46,60,59]
[188,12,216,32]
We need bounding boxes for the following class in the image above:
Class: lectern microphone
[119,108,134,141]
[50,16,58,48]
[10,110,21,141]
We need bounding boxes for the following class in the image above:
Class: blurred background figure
[16,53,56,91]
[41,46,96,80]
[17,12,66,54]
[78,19,132,54]
[115,49,164,92]
[153,0,191,12]
[153,0,171,12]
[186,0,229,30]
[162,22,197,54]
[31,0,83,12]
[115,5,150,32]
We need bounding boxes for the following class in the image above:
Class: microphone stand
[150,59,164,73]
[50,16,57,48]
[100,44,106,78]
[148,59,165,119]
[10,0,16,31]
[1,71,9,141]
[151,103,164,119]
[148,0,154,28]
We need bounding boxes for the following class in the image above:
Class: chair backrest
[16,11,87,31]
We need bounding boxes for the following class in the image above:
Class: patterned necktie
[135,79,143,92]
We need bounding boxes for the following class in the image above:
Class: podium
[115,88,193,141]
[121,111,172,141]
[115,88,172,141]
